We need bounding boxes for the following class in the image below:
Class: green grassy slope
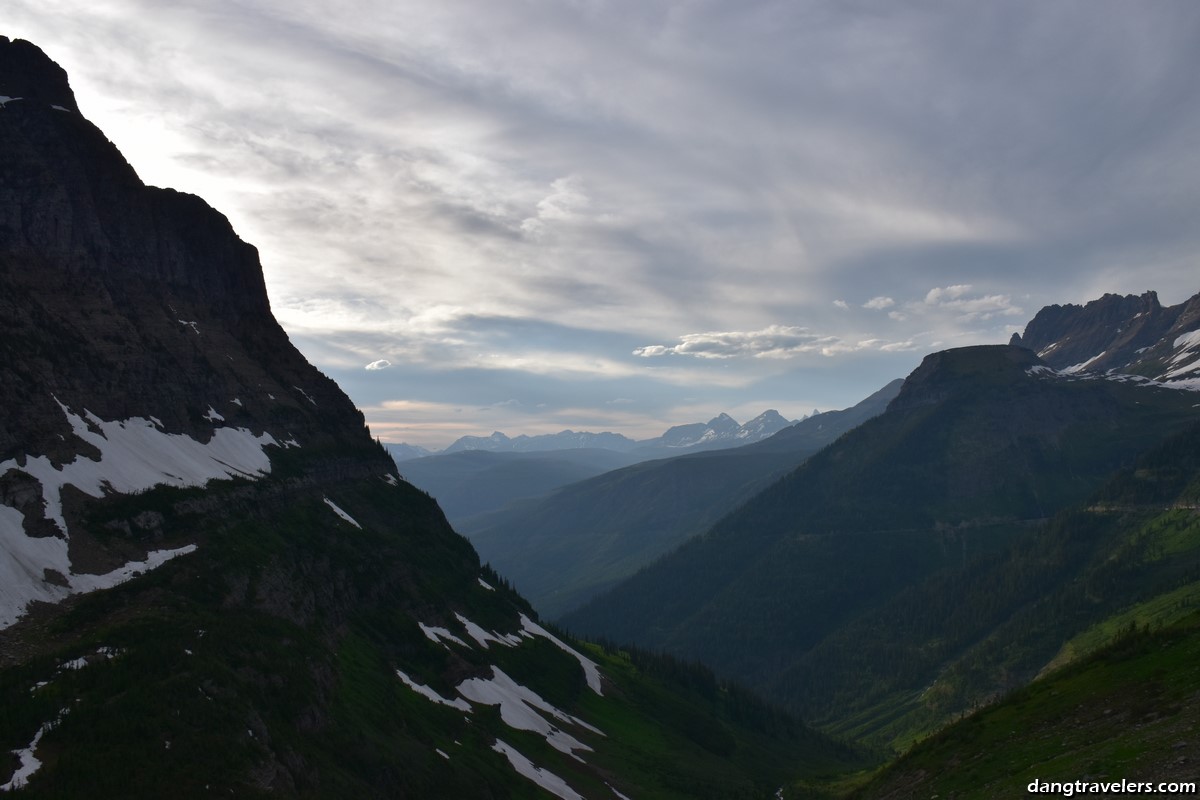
[853,613,1200,799]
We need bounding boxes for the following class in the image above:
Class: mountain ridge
[402,407,804,460]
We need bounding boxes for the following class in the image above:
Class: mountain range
[0,37,860,798]
[391,408,803,461]
[389,409,809,529]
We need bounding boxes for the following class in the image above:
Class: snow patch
[322,497,361,529]
[478,577,495,591]
[293,386,317,406]
[1036,342,1060,357]
[436,748,450,760]
[71,545,197,594]
[381,474,398,486]
[1172,329,1200,355]
[202,406,224,422]
[177,319,199,335]
[458,667,601,758]
[0,400,274,628]
[419,622,469,649]
[454,613,522,649]
[395,670,471,712]
[231,398,242,407]
[0,399,274,534]
[0,96,23,107]
[1164,330,1200,379]
[50,105,70,112]
[491,739,584,800]
[0,709,68,792]
[1,505,198,630]
[1061,351,1106,374]
[520,614,603,695]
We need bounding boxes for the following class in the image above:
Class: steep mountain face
[0,38,859,797]
[1012,290,1200,381]
[563,344,1200,743]
[0,36,370,620]
[458,380,901,619]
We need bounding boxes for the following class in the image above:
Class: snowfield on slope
[0,399,280,629]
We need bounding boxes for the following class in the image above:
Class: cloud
[863,296,895,310]
[634,325,830,360]
[520,174,591,238]
[635,325,915,360]
[920,284,1022,320]
[833,299,849,309]
[924,285,972,305]
[365,359,392,370]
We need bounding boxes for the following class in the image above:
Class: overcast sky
[7,1,1200,447]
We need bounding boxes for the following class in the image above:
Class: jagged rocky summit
[1010,290,1200,382]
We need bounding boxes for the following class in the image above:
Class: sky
[6,1,1200,448]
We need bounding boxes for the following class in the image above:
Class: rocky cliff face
[0,37,393,632]
[0,38,379,471]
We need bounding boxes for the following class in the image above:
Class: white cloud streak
[634,325,915,360]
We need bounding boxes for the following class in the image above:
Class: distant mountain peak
[706,413,740,431]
